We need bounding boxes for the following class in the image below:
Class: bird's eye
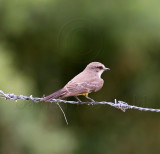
[97,66,103,69]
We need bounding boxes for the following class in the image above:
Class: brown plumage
[40,62,110,102]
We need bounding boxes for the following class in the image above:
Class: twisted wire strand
[0,90,160,112]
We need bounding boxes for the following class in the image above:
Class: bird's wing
[67,82,93,92]
[62,79,103,98]
[62,82,90,97]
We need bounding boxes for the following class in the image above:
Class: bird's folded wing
[65,82,98,94]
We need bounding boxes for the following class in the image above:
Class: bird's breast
[91,78,104,92]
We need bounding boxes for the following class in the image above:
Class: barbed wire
[0,90,160,112]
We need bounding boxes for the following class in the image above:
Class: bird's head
[85,62,110,77]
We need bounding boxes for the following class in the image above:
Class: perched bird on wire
[41,62,110,102]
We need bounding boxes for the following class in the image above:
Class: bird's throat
[98,71,103,78]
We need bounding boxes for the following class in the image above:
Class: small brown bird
[41,62,110,102]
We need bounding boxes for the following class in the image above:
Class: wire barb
[1,90,160,112]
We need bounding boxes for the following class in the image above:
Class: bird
[40,62,110,102]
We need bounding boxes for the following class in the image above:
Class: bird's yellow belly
[78,93,89,97]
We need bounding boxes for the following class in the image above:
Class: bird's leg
[74,96,82,103]
[86,96,95,104]
[83,93,95,105]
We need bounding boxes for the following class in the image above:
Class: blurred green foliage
[0,0,160,153]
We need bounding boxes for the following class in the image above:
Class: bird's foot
[86,96,95,105]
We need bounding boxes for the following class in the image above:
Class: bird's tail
[40,89,66,102]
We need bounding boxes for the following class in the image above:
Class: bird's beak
[104,67,110,71]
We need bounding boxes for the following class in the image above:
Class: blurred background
[0,0,160,153]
